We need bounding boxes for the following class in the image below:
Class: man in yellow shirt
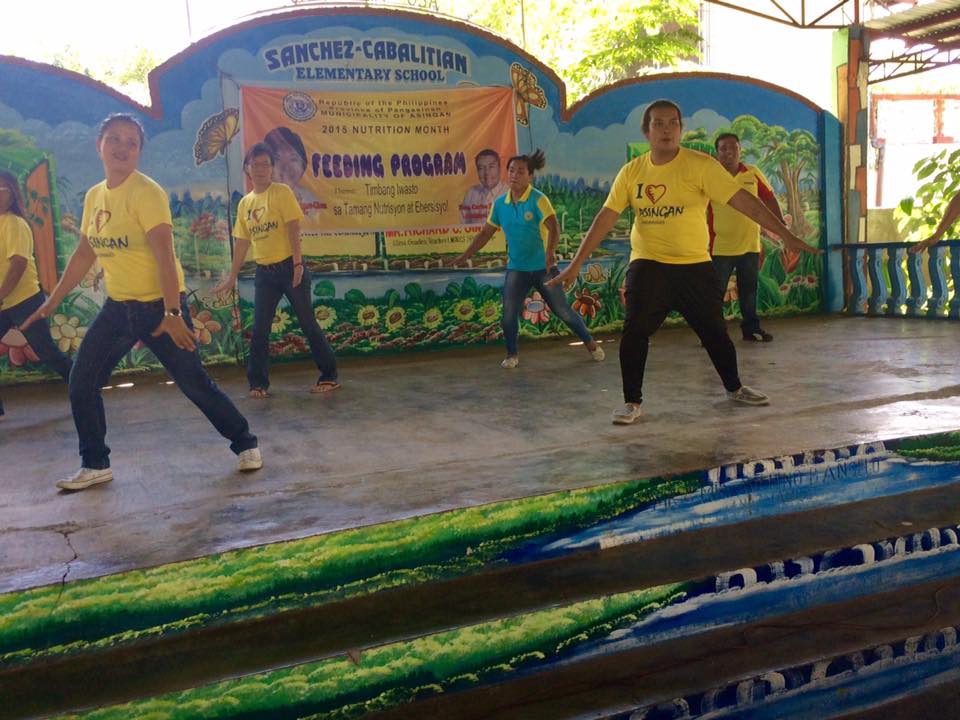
[550,100,819,424]
[708,132,784,342]
[214,142,339,397]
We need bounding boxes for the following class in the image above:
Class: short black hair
[641,99,682,133]
[97,113,145,149]
[475,148,500,165]
[714,132,741,150]
[244,142,275,167]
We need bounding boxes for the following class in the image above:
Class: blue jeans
[0,291,73,416]
[713,253,762,335]
[501,268,594,357]
[70,294,257,469]
[249,257,337,390]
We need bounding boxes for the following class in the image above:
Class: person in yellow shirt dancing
[550,100,820,424]
[214,143,338,398]
[0,171,72,418]
[708,132,785,342]
[22,113,261,490]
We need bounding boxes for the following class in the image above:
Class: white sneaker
[612,403,643,424]
[589,346,605,362]
[726,385,770,406]
[57,467,113,491]
[501,356,519,369]
[238,447,263,472]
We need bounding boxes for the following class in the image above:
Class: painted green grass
[894,431,960,461]
[0,472,701,666]
[58,582,687,720]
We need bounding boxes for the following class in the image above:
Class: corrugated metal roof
[865,0,960,47]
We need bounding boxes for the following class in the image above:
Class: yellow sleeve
[486,202,501,229]
[702,156,742,205]
[536,194,556,221]
[5,217,33,259]
[134,181,173,233]
[277,184,305,223]
[602,164,632,214]
[232,196,250,240]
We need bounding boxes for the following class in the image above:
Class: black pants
[620,259,741,404]
[713,252,762,335]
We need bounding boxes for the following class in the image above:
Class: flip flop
[249,388,270,399]
[310,380,341,394]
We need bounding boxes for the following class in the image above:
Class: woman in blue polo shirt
[448,150,604,368]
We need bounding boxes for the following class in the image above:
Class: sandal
[310,380,341,394]
[249,388,270,399]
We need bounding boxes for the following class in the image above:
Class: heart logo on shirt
[644,185,667,204]
[252,207,266,223]
[95,209,112,232]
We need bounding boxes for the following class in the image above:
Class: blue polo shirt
[487,185,556,271]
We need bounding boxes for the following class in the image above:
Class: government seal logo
[282,92,317,121]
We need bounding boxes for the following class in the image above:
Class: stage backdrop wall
[0,7,840,384]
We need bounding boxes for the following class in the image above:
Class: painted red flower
[0,329,40,366]
[572,288,602,319]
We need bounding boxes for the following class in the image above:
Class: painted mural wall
[0,7,838,385]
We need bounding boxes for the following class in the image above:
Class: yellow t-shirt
[0,214,40,310]
[232,183,305,265]
[81,171,185,302]
[604,147,742,264]
[709,164,774,256]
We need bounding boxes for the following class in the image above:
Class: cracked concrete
[2,315,960,594]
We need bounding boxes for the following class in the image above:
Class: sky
[5,0,844,108]
[7,0,955,113]
[5,0,268,62]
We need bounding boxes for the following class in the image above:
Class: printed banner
[240,86,517,243]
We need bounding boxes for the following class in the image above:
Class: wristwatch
[164,307,182,318]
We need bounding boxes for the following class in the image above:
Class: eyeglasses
[248,161,273,170]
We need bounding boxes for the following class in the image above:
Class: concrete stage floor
[2,314,960,594]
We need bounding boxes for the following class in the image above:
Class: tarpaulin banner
[240,86,517,246]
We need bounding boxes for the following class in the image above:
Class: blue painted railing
[837,240,960,317]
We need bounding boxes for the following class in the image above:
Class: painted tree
[727,115,819,238]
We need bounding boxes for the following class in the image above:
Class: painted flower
[0,328,40,366]
[357,305,380,327]
[314,305,337,330]
[385,306,406,331]
[271,309,291,335]
[453,299,476,321]
[190,308,222,345]
[522,292,550,325]
[723,275,739,303]
[782,248,801,274]
[805,274,818,287]
[50,314,87,353]
[479,301,500,324]
[780,283,790,294]
[423,307,443,329]
[572,288,602,320]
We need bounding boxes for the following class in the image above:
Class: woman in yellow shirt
[22,113,261,490]
[0,171,72,418]
[214,142,338,398]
